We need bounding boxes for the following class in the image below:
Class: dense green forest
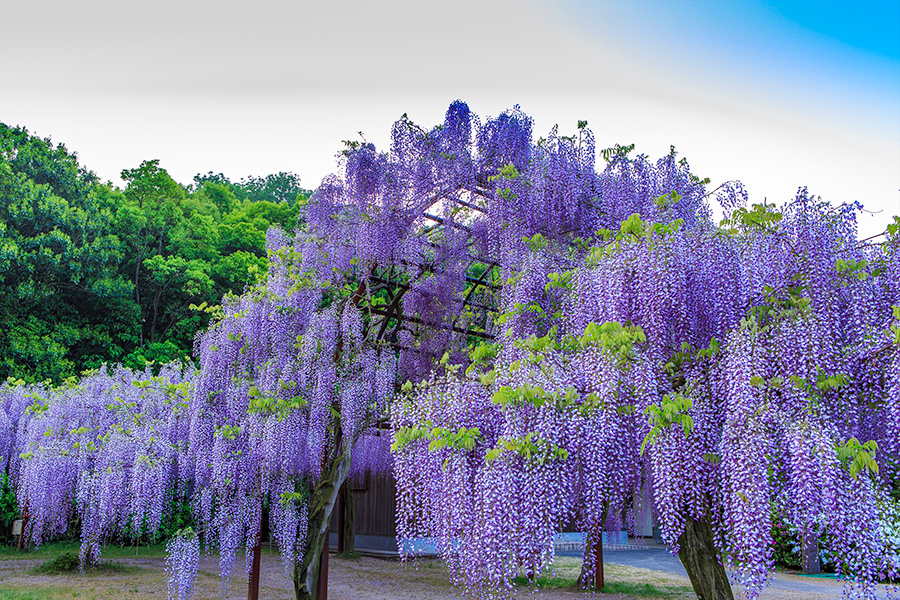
[0,123,308,382]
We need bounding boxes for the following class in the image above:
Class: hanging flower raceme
[166,527,200,600]
[392,114,900,600]
[11,365,193,566]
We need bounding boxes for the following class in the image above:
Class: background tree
[238,171,306,205]
[0,125,136,381]
[0,124,308,380]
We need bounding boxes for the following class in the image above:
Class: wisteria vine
[1,102,898,600]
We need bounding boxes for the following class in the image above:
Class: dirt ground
[0,553,646,600]
[0,550,857,600]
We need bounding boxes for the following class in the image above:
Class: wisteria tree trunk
[676,517,734,600]
[339,481,355,554]
[293,449,352,600]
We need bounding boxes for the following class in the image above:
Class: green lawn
[0,589,70,600]
[0,541,168,562]
[512,557,695,598]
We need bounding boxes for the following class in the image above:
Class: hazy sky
[1,0,898,237]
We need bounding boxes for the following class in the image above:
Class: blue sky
[1,0,897,236]
[593,0,900,121]
[758,0,900,60]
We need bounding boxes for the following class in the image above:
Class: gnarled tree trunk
[292,450,352,600]
[676,517,734,600]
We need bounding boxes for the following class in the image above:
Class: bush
[32,552,80,573]
[771,519,801,569]
[119,495,195,545]
[0,473,19,546]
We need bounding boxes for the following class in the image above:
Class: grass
[30,552,142,575]
[600,581,695,598]
[0,585,154,600]
[0,545,699,600]
[513,573,580,588]
[0,541,168,562]
[0,589,60,600]
[0,543,169,600]
[0,543,275,600]
[513,558,696,599]
[512,575,694,598]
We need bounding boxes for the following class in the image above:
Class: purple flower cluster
[3,364,193,566]
[166,527,200,600]
[387,105,900,600]
[2,102,898,600]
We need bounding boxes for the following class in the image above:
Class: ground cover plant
[0,101,897,600]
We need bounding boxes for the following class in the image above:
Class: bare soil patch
[0,549,855,600]
[0,552,665,600]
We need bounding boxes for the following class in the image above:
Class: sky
[1,0,898,237]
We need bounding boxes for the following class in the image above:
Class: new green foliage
[0,124,308,383]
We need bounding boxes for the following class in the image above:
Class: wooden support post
[337,490,344,554]
[247,508,264,600]
[593,535,604,591]
[248,534,262,600]
[339,481,354,555]
[17,513,28,552]
[317,533,329,600]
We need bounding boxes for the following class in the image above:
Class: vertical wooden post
[247,534,262,600]
[17,510,29,552]
[337,490,345,554]
[593,534,604,591]
[317,533,329,600]
[247,506,266,600]
[339,481,354,555]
